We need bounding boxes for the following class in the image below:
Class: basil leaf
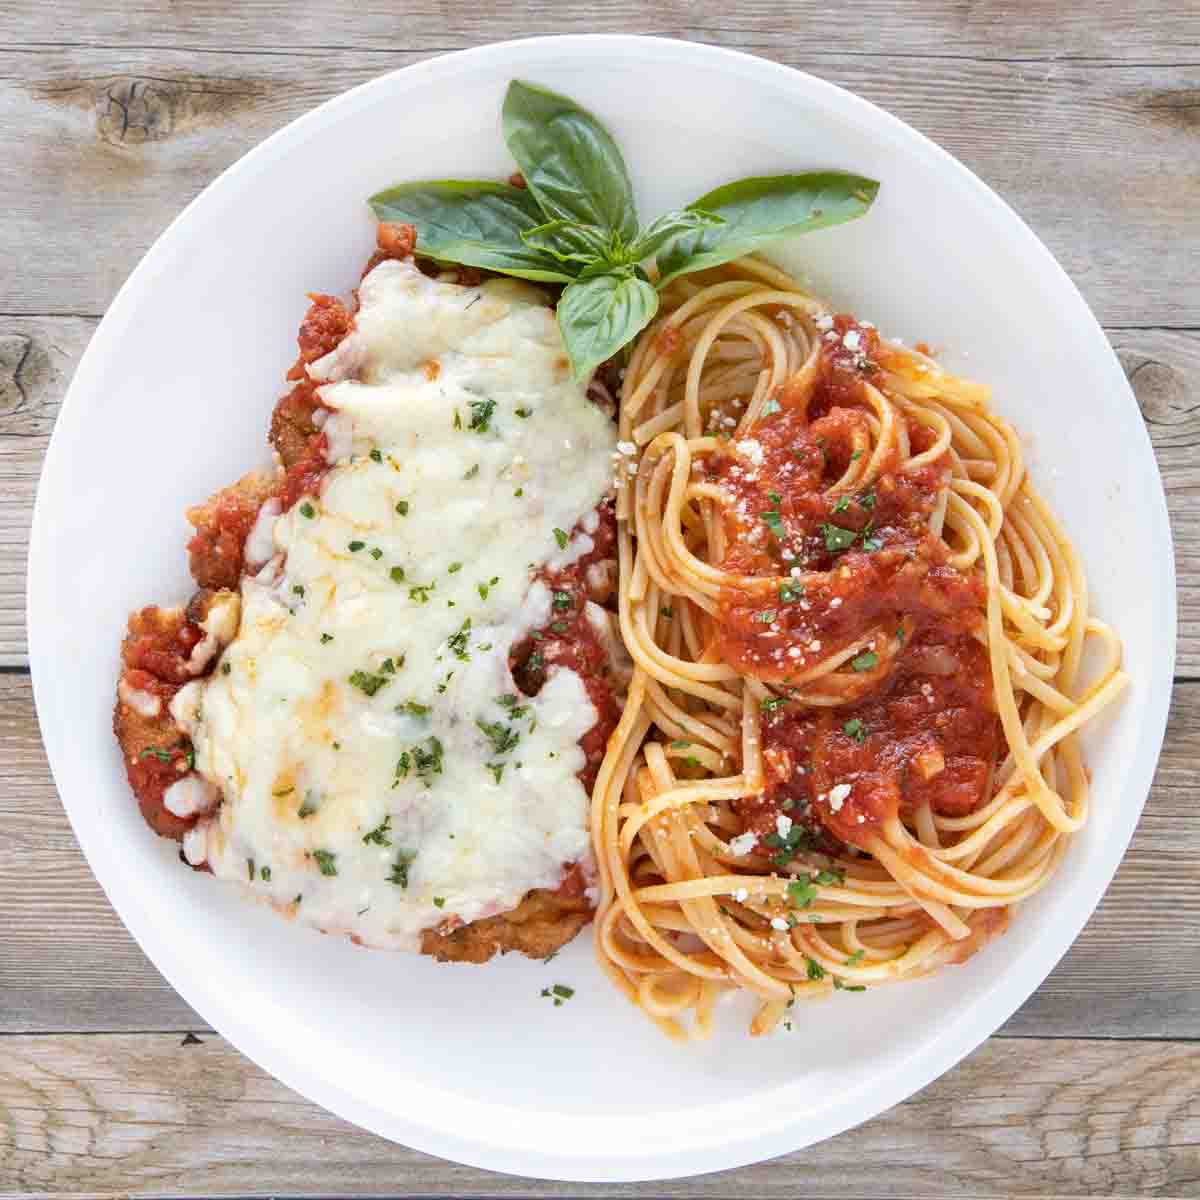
[629,208,723,264]
[656,173,880,285]
[557,272,658,380]
[502,80,638,242]
[521,219,615,265]
[368,179,575,282]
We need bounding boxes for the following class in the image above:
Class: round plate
[27,35,1174,1182]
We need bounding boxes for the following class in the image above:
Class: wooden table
[3,3,1198,1195]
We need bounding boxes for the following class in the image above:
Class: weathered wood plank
[1,0,1198,60]
[3,323,1194,670]
[1,49,1198,324]
[1,1032,1198,1197]
[0,317,94,668]
[2,672,1198,1038]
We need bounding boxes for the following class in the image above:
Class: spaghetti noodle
[591,256,1128,1038]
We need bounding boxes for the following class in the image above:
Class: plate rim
[26,33,1176,1182]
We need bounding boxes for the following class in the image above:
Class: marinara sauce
[703,317,1001,853]
[511,500,621,791]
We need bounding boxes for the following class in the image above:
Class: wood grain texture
[1,323,1192,669]
[1,672,1197,1038]
[2,1032,1199,1197]
[1,0,1198,59]
[0,48,1198,324]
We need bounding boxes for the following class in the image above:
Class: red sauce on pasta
[705,318,1001,851]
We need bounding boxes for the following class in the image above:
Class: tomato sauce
[703,317,1001,852]
[511,500,620,791]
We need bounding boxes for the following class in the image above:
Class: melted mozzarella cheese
[172,259,616,951]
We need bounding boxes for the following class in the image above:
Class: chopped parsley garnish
[260,865,271,882]
[312,849,337,877]
[761,696,788,716]
[408,582,435,603]
[447,561,463,573]
[845,949,865,966]
[292,584,305,597]
[787,875,818,908]
[247,858,255,881]
[833,977,867,992]
[779,582,804,603]
[496,694,530,718]
[861,534,883,552]
[409,737,444,787]
[320,632,334,644]
[767,823,813,867]
[299,502,316,519]
[397,700,431,717]
[821,523,857,552]
[476,719,520,757]
[515,407,532,418]
[487,762,505,784]
[369,547,383,560]
[805,956,826,981]
[447,618,472,660]
[843,718,867,743]
[388,849,417,888]
[348,540,365,552]
[452,409,462,430]
[859,490,876,511]
[753,609,777,624]
[660,606,673,619]
[139,747,172,763]
[514,487,524,497]
[552,590,572,611]
[298,793,318,818]
[541,984,575,1006]
[463,463,480,480]
[381,657,398,674]
[468,397,497,432]
[896,626,906,643]
[832,495,850,513]
[553,528,569,550]
[850,650,879,672]
[433,896,446,908]
[390,566,406,583]
[349,670,389,696]
[849,449,863,462]
[395,500,410,516]
[671,740,691,749]
[362,816,392,846]
[369,448,383,463]
[814,868,845,886]
[477,576,499,600]
[683,756,701,768]
[760,491,785,539]
[221,661,231,675]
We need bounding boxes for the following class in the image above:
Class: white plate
[28,35,1174,1182]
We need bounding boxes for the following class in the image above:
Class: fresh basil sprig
[502,80,639,244]
[655,173,881,286]
[368,179,573,283]
[368,80,879,379]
